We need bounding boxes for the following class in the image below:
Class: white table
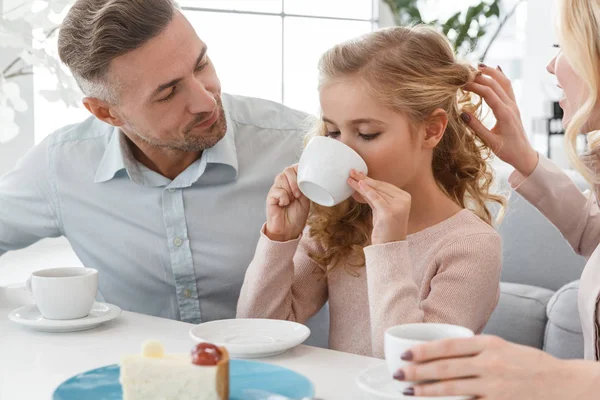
[0,293,384,400]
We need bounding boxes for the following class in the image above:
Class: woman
[393,0,600,398]
[236,26,505,358]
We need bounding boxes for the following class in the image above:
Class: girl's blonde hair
[306,25,506,272]
[556,0,600,182]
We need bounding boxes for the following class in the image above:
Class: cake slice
[120,340,229,400]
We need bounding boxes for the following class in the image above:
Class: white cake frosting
[120,341,224,400]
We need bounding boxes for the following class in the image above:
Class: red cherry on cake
[191,343,222,366]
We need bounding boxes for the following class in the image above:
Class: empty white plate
[8,302,122,333]
[189,318,311,358]
[356,364,471,400]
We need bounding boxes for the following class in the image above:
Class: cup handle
[25,276,33,293]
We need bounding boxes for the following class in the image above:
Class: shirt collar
[94,109,238,187]
[94,126,128,184]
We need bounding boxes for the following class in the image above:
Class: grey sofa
[482,164,587,359]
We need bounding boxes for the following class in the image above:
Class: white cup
[297,136,368,207]
[385,323,474,394]
[25,267,98,320]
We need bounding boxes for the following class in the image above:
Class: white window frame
[180,1,380,104]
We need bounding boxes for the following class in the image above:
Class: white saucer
[356,364,471,400]
[8,302,122,333]
[189,318,311,358]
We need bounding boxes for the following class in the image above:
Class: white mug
[26,267,98,320]
[385,323,474,397]
[297,136,368,207]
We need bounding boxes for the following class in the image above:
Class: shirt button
[184,289,192,299]
[173,237,183,247]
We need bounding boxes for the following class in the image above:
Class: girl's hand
[347,170,411,245]
[265,164,311,242]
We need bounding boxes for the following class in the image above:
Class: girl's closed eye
[325,132,381,141]
[359,133,381,141]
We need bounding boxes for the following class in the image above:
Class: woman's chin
[352,192,368,204]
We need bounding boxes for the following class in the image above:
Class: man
[0,0,310,324]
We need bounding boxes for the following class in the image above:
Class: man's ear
[83,97,124,127]
[422,108,449,149]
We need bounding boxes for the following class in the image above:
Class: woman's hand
[463,65,539,176]
[347,170,411,245]
[395,335,600,399]
[265,164,311,242]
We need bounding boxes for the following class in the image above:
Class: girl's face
[319,76,444,203]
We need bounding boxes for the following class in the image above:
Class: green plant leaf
[486,1,501,18]
[384,0,504,57]
[442,11,461,36]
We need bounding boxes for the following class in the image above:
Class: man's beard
[126,95,227,153]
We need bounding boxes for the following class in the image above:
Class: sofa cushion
[496,192,586,291]
[304,302,330,349]
[544,280,584,359]
[483,282,554,349]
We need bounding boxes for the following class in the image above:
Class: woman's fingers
[400,357,481,382]
[478,64,517,102]
[460,112,504,152]
[464,81,512,121]
[407,336,490,363]
[473,74,514,106]
[408,377,480,398]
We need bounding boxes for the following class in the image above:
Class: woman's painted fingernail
[460,113,471,123]
[401,350,414,361]
[403,387,415,396]
[478,63,487,69]
[393,370,405,381]
[497,65,504,73]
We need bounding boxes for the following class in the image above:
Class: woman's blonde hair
[306,25,506,272]
[556,0,600,182]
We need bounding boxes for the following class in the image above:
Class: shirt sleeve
[510,153,600,258]
[0,138,62,256]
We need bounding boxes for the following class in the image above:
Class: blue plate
[53,360,314,400]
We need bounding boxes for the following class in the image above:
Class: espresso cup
[297,136,368,207]
[385,323,474,396]
[26,267,98,320]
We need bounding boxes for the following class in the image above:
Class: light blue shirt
[0,93,309,323]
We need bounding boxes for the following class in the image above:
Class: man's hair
[58,0,179,103]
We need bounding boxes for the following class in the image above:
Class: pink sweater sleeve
[365,233,502,358]
[509,154,600,258]
[236,225,328,323]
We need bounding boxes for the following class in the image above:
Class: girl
[237,26,505,358]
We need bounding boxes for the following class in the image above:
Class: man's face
[108,11,226,152]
